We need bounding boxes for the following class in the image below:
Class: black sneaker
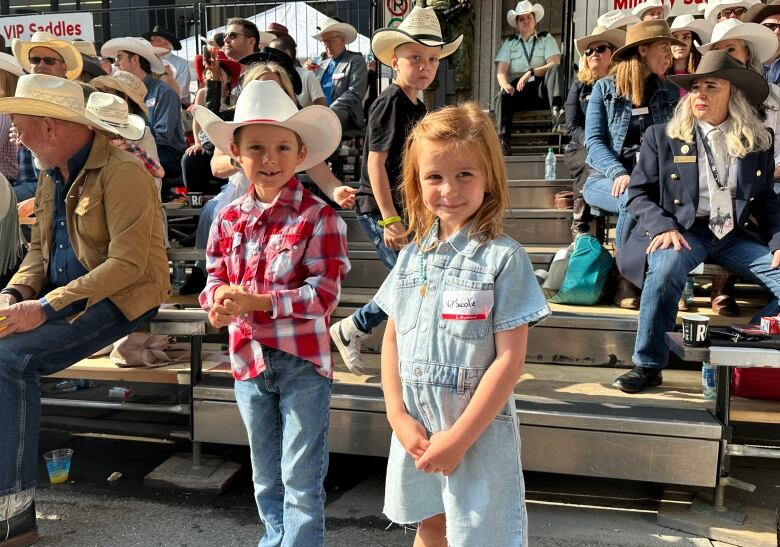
[0,501,38,547]
[613,366,663,394]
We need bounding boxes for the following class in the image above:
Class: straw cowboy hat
[86,92,146,141]
[703,0,759,24]
[597,9,640,31]
[631,0,671,20]
[697,19,778,62]
[313,17,358,44]
[144,25,181,51]
[670,14,714,44]
[668,49,768,105]
[742,0,780,24]
[12,31,83,80]
[101,37,165,75]
[371,6,463,67]
[506,1,545,27]
[91,70,149,116]
[575,25,627,56]
[193,80,341,171]
[0,52,23,77]
[195,49,242,90]
[611,19,685,61]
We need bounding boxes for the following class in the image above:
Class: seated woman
[615,51,780,393]
[495,0,562,155]
[565,25,625,235]
[669,15,713,88]
[584,20,682,308]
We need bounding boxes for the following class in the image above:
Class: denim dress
[374,222,550,546]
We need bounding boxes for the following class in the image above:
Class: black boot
[0,501,38,547]
[613,366,663,393]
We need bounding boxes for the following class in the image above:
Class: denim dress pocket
[439,274,494,340]
[394,271,424,335]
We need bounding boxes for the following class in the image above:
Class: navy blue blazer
[617,123,780,288]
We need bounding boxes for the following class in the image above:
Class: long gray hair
[666,84,772,158]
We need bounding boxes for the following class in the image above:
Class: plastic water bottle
[545,148,556,181]
[701,362,717,399]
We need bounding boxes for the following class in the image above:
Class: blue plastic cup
[43,449,73,484]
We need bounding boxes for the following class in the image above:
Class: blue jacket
[617,123,780,288]
[585,75,678,181]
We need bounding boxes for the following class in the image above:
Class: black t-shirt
[355,83,427,216]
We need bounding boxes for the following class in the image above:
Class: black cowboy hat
[742,0,780,24]
[239,47,302,95]
[143,25,181,51]
[80,54,107,79]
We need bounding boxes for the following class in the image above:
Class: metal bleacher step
[504,155,565,179]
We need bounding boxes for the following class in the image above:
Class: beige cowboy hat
[371,7,463,67]
[597,9,640,31]
[697,19,778,63]
[670,14,714,44]
[0,52,23,77]
[86,92,146,141]
[71,40,97,57]
[100,37,165,75]
[575,25,627,56]
[91,70,149,115]
[611,19,685,61]
[703,0,759,24]
[631,0,671,20]
[313,17,358,45]
[507,1,545,27]
[192,80,341,172]
[11,31,83,80]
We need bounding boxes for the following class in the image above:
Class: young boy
[330,6,463,375]
[193,80,349,546]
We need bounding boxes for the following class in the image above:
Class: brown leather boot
[614,274,640,310]
[711,274,740,317]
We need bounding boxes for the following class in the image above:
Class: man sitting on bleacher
[0,74,170,545]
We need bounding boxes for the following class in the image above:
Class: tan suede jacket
[9,133,171,321]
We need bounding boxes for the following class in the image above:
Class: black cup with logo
[681,314,710,347]
[187,192,203,208]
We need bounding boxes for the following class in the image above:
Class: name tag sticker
[631,107,649,116]
[75,196,90,215]
[441,290,494,321]
[527,75,536,82]
[674,155,696,163]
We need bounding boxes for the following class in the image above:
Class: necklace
[417,249,430,297]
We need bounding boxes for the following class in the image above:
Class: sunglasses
[224,32,248,41]
[718,7,746,19]
[585,44,613,57]
[28,56,64,66]
[764,22,780,32]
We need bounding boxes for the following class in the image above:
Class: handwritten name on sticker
[441,290,494,321]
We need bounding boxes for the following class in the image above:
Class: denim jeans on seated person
[0,298,157,497]
[233,347,331,547]
[582,173,632,248]
[633,220,780,369]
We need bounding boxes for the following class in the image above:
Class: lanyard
[695,125,728,191]
[520,36,537,67]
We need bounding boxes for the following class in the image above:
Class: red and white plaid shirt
[199,178,349,380]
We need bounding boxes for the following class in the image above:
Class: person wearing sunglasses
[703,0,757,24]
[743,0,780,86]
[222,18,274,64]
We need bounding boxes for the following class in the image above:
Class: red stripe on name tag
[441,313,489,320]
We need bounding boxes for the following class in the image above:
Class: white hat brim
[192,105,343,172]
[698,22,778,63]
[575,29,627,55]
[101,38,166,75]
[670,19,714,44]
[371,28,463,67]
[507,4,545,26]
[12,38,83,80]
[313,23,358,45]
[94,112,146,141]
[631,2,671,19]
[0,53,22,77]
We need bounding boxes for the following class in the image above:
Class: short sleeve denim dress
[374,222,550,546]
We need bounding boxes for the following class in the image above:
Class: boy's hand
[383,222,408,250]
[216,285,273,314]
[415,429,468,476]
[208,306,235,328]
[391,413,430,461]
[332,185,357,208]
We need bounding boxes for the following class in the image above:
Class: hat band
[100,118,130,129]
[411,33,446,42]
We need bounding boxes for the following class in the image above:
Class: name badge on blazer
[333,72,346,80]
[674,155,696,163]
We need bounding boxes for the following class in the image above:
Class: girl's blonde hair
[612,51,648,107]
[666,85,772,157]
[0,69,18,98]
[242,62,296,101]
[401,102,508,246]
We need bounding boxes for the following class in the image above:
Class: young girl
[373,103,550,546]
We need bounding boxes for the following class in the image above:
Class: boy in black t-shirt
[330,7,463,374]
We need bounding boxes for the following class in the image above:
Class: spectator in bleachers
[266,22,289,38]
[0,53,21,184]
[495,1,563,155]
[631,0,669,21]
[312,17,368,133]
[222,18,274,63]
[669,15,713,92]
[240,47,303,97]
[101,37,185,180]
[145,26,191,106]
[71,40,107,83]
[704,0,756,24]
[270,35,326,107]
[742,0,780,85]
[597,10,640,31]
[614,51,780,393]
[565,25,625,236]
[584,20,682,309]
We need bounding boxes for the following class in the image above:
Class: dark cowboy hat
[143,25,181,51]
[267,22,289,37]
[80,54,107,78]
[741,0,780,24]
[239,47,302,95]
[668,50,769,106]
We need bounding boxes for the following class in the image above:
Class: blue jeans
[0,299,157,496]
[582,174,632,248]
[352,214,399,334]
[634,220,780,369]
[234,348,332,547]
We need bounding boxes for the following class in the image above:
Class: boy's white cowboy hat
[697,19,778,63]
[192,80,342,172]
[100,37,165,75]
[11,31,83,80]
[0,52,23,77]
[670,14,714,44]
[703,0,759,24]
[575,25,627,56]
[371,7,463,67]
[91,70,149,115]
[631,0,671,20]
[507,1,544,27]
[313,17,358,44]
[86,92,146,141]
[597,9,640,31]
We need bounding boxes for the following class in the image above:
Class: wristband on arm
[378,216,402,228]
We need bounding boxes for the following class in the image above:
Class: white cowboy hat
[703,0,759,24]
[0,52,23,77]
[575,25,627,56]
[371,7,463,67]
[670,14,714,44]
[631,0,671,20]
[697,19,778,63]
[100,37,165,75]
[192,80,342,172]
[86,92,146,141]
[597,9,640,30]
[506,1,544,27]
[11,31,83,80]
[313,17,358,45]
